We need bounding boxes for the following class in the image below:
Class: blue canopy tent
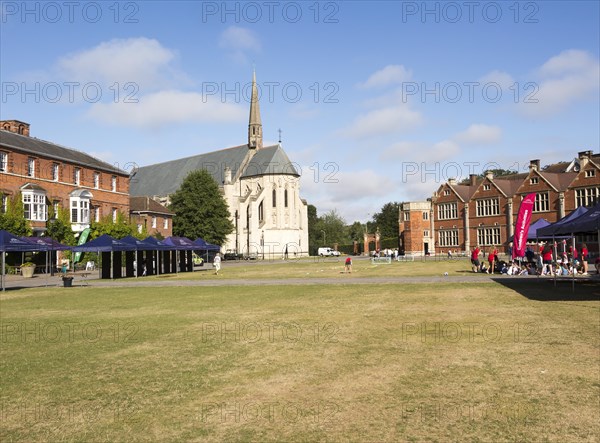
[537,206,589,237]
[22,236,72,276]
[71,234,136,279]
[192,237,220,267]
[0,230,44,290]
[142,236,171,274]
[527,218,551,240]
[163,236,196,273]
[120,235,172,276]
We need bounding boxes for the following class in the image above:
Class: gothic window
[284,189,288,207]
[272,189,277,207]
[258,201,264,222]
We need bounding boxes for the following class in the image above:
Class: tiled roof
[0,130,126,175]
[130,196,172,215]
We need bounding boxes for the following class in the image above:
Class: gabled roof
[538,171,577,191]
[495,173,528,197]
[450,184,474,202]
[130,143,299,197]
[130,144,250,196]
[241,145,299,178]
[0,130,126,175]
[130,196,172,215]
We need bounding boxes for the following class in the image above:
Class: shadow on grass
[491,276,600,301]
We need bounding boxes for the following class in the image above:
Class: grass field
[1,262,599,442]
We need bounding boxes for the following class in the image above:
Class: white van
[318,247,340,256]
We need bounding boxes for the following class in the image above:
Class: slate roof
[130,143,299,197]
[0,130,126,175]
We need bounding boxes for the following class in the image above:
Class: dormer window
[530,177,539,185]
[585,169,596,178]
[443,190,450,196]
[483,184,491,191]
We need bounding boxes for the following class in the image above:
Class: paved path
[2,272,597,290]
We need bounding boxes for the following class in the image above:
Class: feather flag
[512,193,536,260]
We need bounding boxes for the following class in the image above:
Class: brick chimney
[578,150,593,169]
[469,174,477,186]
[0,120,30,137]
[529,159,540,171]
[448,178,457,186]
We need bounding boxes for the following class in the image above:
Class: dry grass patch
[1,282,598,442]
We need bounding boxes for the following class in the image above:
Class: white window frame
[1,195,8,213]
[437,202,458,220]
[94,172,100,189]
[585,169,596,178]
[151,216,157,228]
[23,190,47,221]
[94,207,100,222]
[0,152,8,172]
[439,229,459,247]
[423,230,429,237]
[112,208,118,223]
[163,218,168,229]
[52,163,60,181]
[483,184,491,191]
[530,177,539,185]
[533,192,549,212]
[111,176,117,192]
[137,224,143,234]
[27,158,35,177]
[476,198,500,217]
[477,227,501,246]
[73,168,81,185]
[575,187,600,208]
[70,197,90,224]
[422,212,429,220]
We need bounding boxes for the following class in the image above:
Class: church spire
[248,69,263,150]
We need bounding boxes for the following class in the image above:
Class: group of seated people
[477,255,594,277]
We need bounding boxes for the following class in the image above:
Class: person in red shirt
[471,246,481,272]
[488,246,498,274]
[581,243,589,275]
[542,244,553,275]
[344,256,352,273]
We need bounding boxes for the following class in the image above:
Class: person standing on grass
[581,243,589,275]
[488,246,497,274]
[345,256,352,273]
[213,253,221,275]
[542,244,553,275]
[471,246,481,272]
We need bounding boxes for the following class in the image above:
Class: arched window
[272,189,277,207]
[284,189,288,207]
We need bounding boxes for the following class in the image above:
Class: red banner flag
[512,193,536,260]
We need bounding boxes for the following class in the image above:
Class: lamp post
[320,230,326,246]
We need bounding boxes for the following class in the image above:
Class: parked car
[318,247,340,257]
[223,250,242,260]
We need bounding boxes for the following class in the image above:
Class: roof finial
[278,128,282,144]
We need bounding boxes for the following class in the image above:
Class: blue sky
[2,1,599,223]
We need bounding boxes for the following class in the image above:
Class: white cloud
[219,26,261,63]
[56,37,186,91]
[359,65,412,89]
[453,124,502,145]
[520,49,599,116]
[479,70,515,91]
[342,105,423,138]
[86,90,246,128]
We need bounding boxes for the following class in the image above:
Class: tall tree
[372,202,401,238]
[0,193,31,236]
[315,209,348,246]
[170,170,234,245]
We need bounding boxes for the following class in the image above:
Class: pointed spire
[248,68,263,149]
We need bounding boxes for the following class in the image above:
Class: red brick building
[398,201,435,256]
[0,120,130,235]
[400,151,600,255]
[130,196,173,238]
